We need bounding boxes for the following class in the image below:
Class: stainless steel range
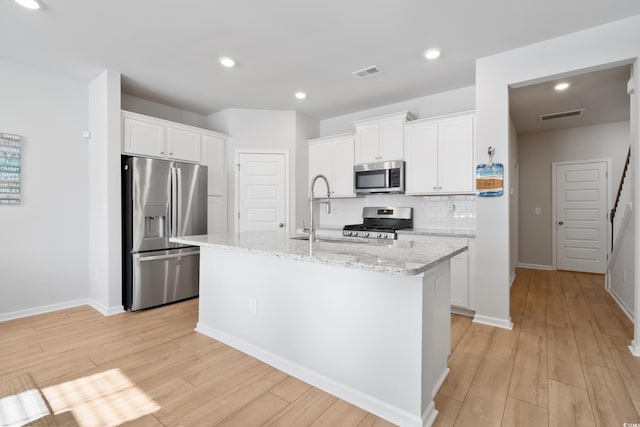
[342,207,413,240]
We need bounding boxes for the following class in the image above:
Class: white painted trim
[87,299,125,316]
[630,342,640,357]
[196,322,430,427]
[451,306,475,317]
[0,299,92,322]
[234,149,290,234]
[510,271,516,288]
[473,314,514,330]
[607,288,634,322]
[421,401,438,427]
[551,159,612,272]
[516,263,553,271]
[432,367,450,398]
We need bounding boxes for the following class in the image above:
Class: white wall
[205,109,317,231]
[88,70,123,315]
[121,94,207,128]
[517,121,630,268]
[319,86,476,136]
[475,15,640,335]
[0,60,89,319]
[295,113,317,230]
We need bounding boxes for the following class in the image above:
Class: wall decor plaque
[0,133,22,205]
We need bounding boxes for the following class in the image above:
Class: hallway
[435,268,639,426]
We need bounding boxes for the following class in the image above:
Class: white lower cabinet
[450,251,469,308]
[397,234,474,311]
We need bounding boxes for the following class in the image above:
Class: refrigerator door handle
[136,250,200,262]
[170,167,178,237]
[177,167,183,236]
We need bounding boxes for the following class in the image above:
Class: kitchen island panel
[196,245,450,427]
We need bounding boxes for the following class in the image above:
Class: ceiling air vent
[539,109,585,122]
[352,65,382,79]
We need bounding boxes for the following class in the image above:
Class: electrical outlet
[535,207,541,215]
[248,297,257,314]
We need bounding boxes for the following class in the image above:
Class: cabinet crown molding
[351,110,416,126]
[121,110,229,139]
[307,133,354,144]
[406,110,475,127]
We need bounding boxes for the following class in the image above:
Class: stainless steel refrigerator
[122,156,207,311]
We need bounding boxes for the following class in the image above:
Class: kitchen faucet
[309,174,331,242]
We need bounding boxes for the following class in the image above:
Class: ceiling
[1,1,640,121]
[510,65,631,134]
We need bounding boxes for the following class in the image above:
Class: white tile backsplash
[318,194,476,230]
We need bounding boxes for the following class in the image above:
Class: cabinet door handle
[433,186,438,190]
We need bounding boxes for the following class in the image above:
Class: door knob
[558,221,564,225]
[278,223,285,228]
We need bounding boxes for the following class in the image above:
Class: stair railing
[610,146,631,251]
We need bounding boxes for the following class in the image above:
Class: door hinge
[236,163,240,171]
[237,212,240,219]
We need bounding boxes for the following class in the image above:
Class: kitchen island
[171,232,467,427]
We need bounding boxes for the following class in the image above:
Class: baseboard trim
[606,288,634,322]
[0,299,91,322]
[473,314,513,330]
[87,299,124,316]
[0,298,124,322]
[629,341,640,357]
[432,367,450,398]
[510,271,516,288]
[196,322,430,427]
[516,263,553,271]
[451,306,475,317]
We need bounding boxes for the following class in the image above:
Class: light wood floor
[435,268,640,427]
[1,268,638,426]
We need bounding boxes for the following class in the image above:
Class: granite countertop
[171,231,468,276]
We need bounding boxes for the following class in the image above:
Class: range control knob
[353,232,359,237]
[364,232,370,237]
[383,234,388,239]
[377,233,382,238]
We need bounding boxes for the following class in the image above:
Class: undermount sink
[290,236,364,244]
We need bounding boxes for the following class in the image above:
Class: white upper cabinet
[166,127,201,163]
[121,111,227,165]
[405,112,475,195]
[123,117,165,157]
[308,133,355,198]
[353,111,415,164]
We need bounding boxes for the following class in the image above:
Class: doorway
[234,150,289,233]
[552,159,610,273]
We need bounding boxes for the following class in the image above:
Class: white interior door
[555,161,608,273]
[237,152,287,232]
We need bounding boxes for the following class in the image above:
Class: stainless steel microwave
[354,160,405,194]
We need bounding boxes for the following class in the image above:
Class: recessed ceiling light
[218,57,236,68]
[423,48,441,60]
[294,92,307,100]
[15,0,42,9]
[554,82,570,91]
